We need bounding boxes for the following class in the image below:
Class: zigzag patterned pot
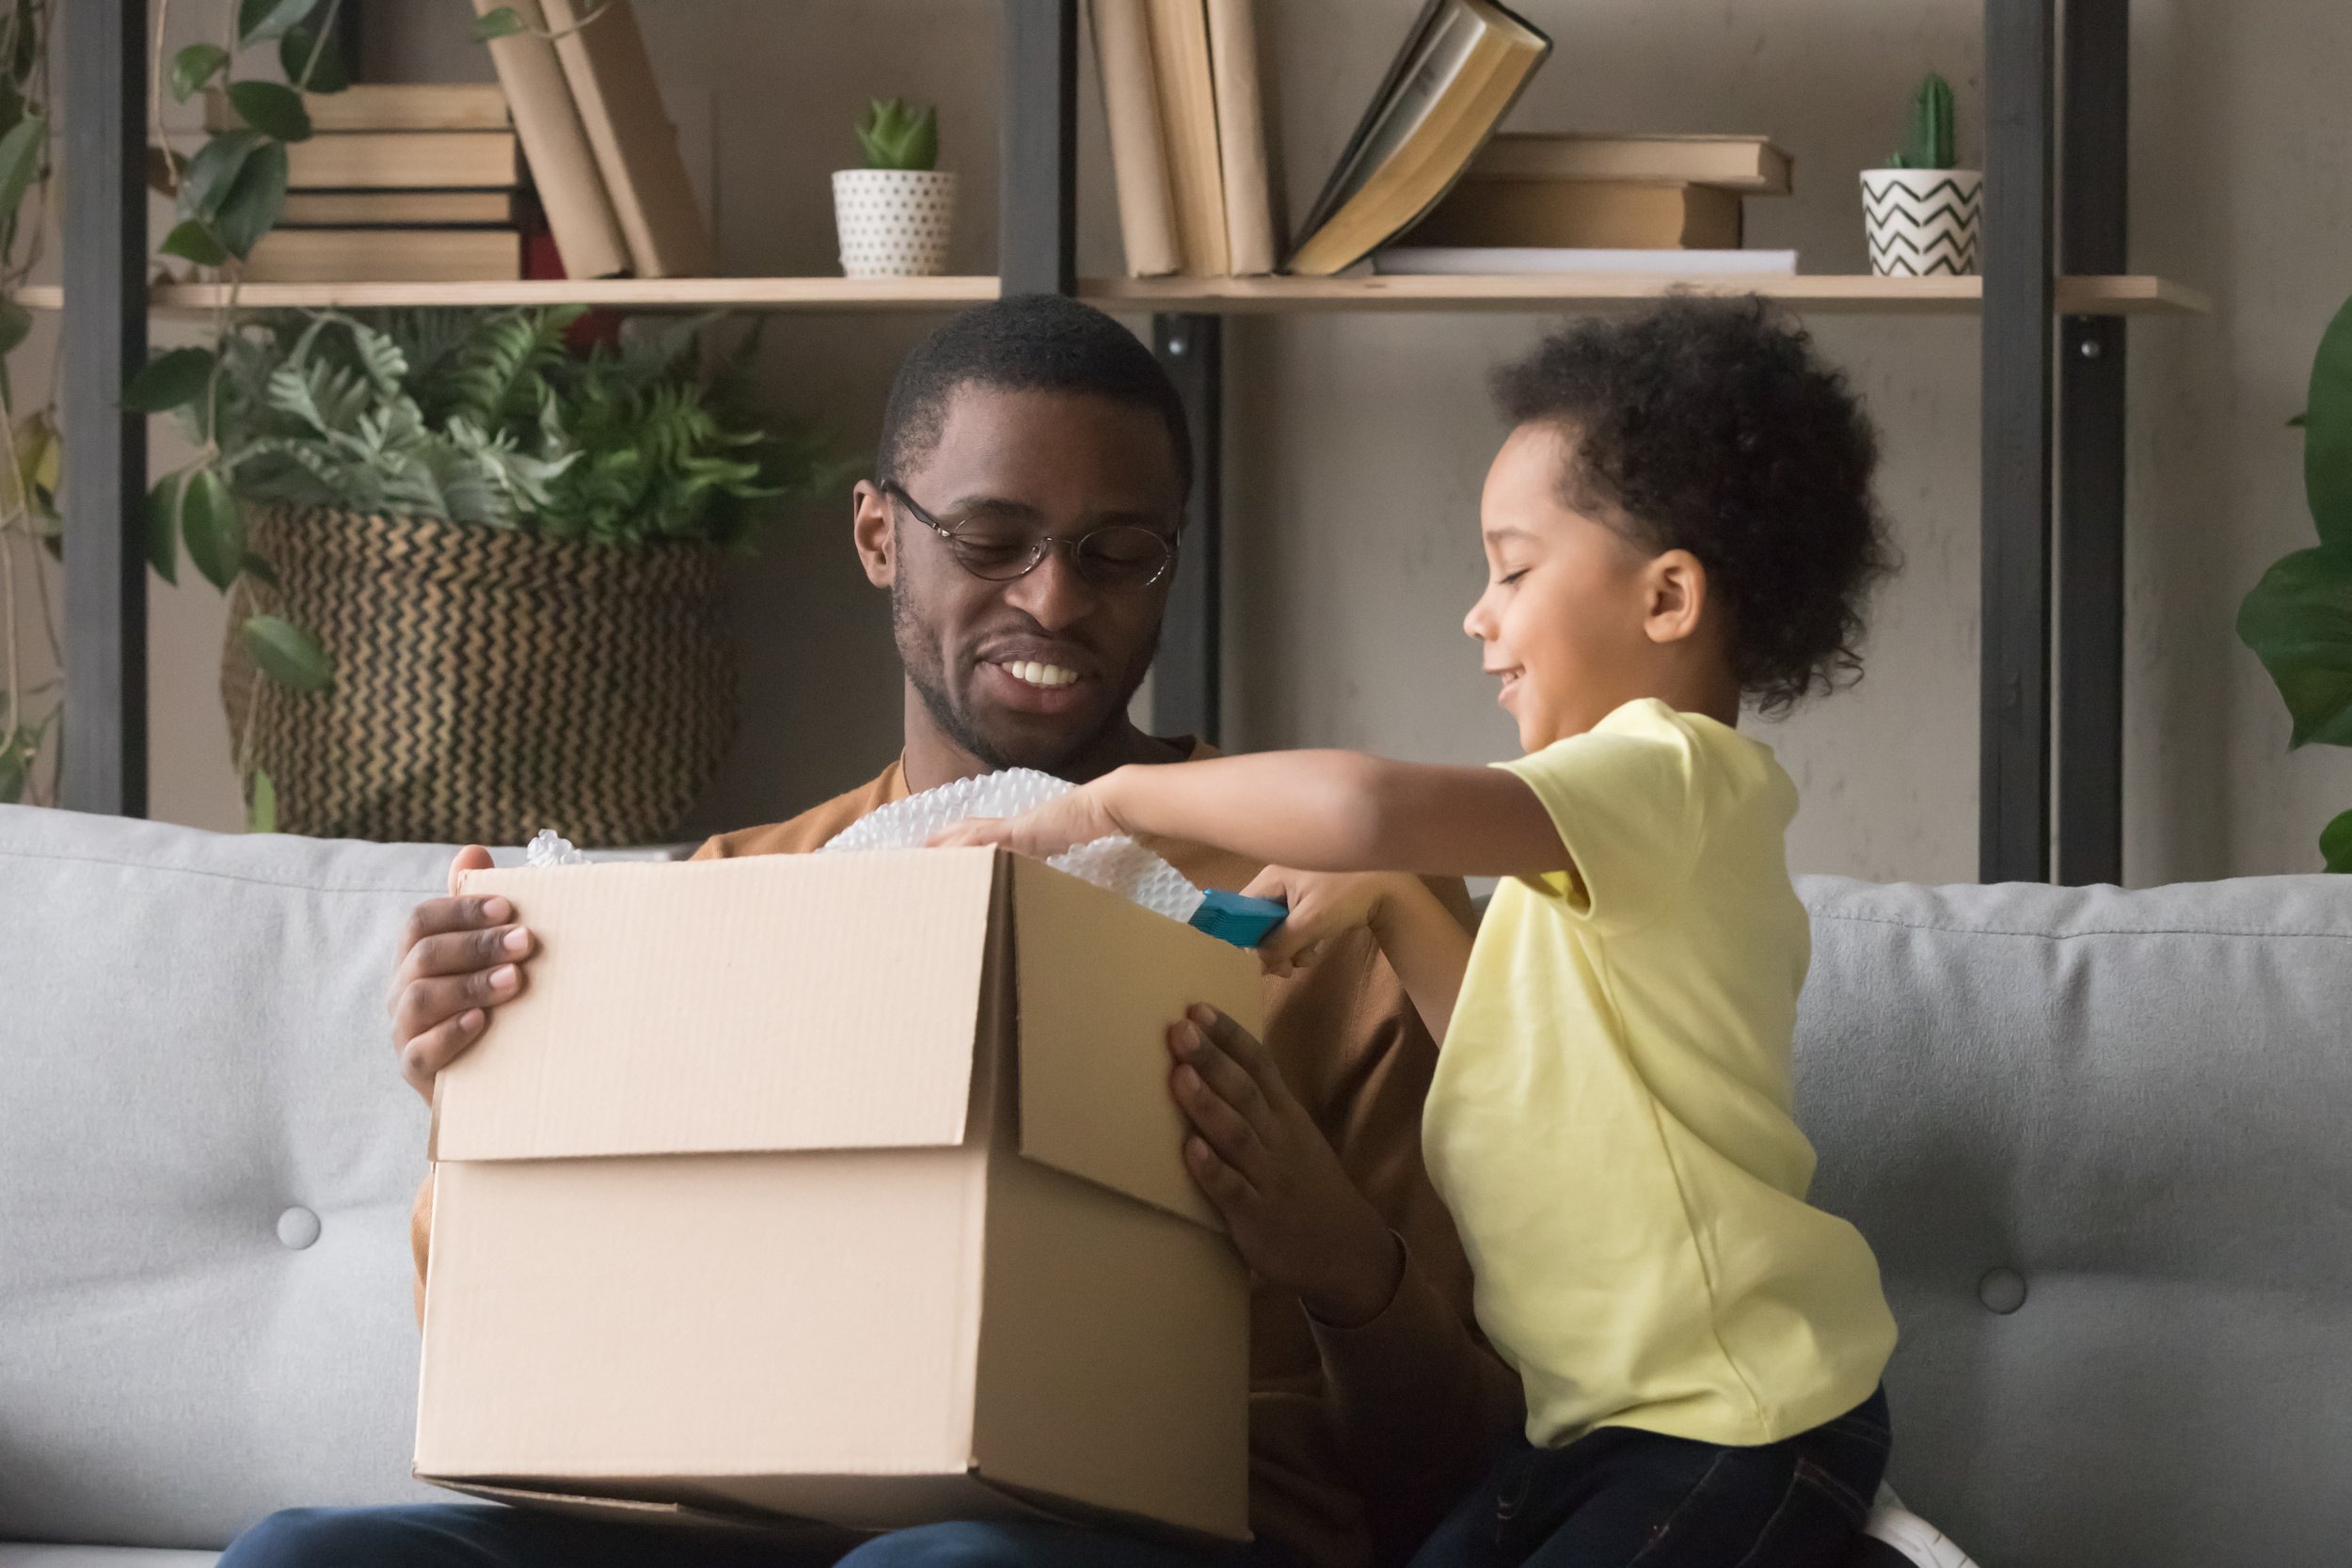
[1861,168,1984,277]
[220,508,737,847]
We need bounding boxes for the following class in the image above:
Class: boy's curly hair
[1491,295,1897,715]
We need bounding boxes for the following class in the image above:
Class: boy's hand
[927,780,1123,859]
[1244,867,1421,975]
[1169,1005,1405,1329]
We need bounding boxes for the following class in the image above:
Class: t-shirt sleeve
[1497,709,1708,930]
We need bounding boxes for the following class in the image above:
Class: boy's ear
[1642,549,1709,644]
[852,482,898,588]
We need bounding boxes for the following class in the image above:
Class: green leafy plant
[2237,292,2352,872]
[857,98,938,172]
[202,306,832,554]
[1886,71,1957,170]
[0,0,56,804]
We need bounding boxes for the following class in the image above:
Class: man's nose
[1002,547,1098,631]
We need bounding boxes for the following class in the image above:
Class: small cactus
[857,99,939,172]
[1888,71,1957,170]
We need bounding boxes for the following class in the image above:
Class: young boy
[937,296,1901,1567]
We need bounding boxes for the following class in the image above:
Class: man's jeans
[216,1505,1264,1568]
[1404,1388,1893,1568]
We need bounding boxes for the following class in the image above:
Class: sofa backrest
[1796,874,2352,1568]
[0,805,448,1549]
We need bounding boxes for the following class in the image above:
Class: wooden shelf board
[14,274,2210,317]
[1089,273,2212,316]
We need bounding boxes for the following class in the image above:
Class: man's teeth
[1002,660,1081,689]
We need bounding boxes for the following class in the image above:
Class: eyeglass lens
[945,521,1172,587]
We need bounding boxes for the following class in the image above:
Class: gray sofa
[4,803,2347,1567]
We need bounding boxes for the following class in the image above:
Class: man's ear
[851,482,896,588]
[1642,549,1708,645]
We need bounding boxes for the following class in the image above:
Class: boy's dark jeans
[1406,1388,1891,1568]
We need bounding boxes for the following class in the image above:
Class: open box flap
[434,851,1000,1162]
[1008,856,1266,1230]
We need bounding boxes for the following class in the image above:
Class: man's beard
[891,573,1157,781]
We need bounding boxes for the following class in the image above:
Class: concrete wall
[36,0,2348,882]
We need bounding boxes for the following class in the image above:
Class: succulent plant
[857,98,939,172]
[1887,71,1957,170]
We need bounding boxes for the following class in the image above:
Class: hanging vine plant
[124,0,353,702]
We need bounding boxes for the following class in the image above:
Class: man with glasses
[229,296,1513,1568]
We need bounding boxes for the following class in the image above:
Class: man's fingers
[391,965,524,1044]
[444,844,493,897]
[400,895,516,957]
[1189,1005,1285,1093]
[1183,1133,1259,1211]
[402,925,533,985]
[1172,1017,1273,1126]
[398,1009,488,1099]
[1171,1058,1270,1177]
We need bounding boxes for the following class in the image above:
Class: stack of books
[1090,0,1279,277]
[1376,132,1797,276]
[205,0,707,285]
[216,85,532,283]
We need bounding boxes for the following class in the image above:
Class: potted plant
[832,98,956,277]
[1861,72,1983,277]
[168,305,836,845]
[2237,291,2352,872]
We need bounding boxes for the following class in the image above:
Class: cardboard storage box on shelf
[414,847,1263,1541]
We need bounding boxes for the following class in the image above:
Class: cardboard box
[414,848,1263,1541]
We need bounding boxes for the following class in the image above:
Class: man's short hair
[875,293,1193,502]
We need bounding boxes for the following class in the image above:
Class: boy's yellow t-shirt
[1425,698,1897,1449]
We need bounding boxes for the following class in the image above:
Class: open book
[1287,0,1549,277]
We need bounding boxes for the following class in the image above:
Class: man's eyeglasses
[880,481,1178,591]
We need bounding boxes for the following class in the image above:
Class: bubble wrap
[819,768,1207,925]
[523,829,588,867]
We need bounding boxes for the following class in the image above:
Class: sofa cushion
[0,807,447,1550]
[1796,874,2352,1568]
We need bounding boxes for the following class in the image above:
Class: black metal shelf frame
[62,0,2136,883]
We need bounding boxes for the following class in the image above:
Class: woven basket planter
[1860,168,1984,276]
[221,508,736,847]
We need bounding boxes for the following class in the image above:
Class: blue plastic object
[1189,889,1289,948]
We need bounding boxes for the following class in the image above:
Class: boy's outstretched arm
[932,751,1571,881]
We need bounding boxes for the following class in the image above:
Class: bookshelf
[18,274,2209,316]
[57,0,2177,884]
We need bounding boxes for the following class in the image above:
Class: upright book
[539,0,713,278]
[1145,0,1230,277]
[1205,0,1278,276]
[1089,0,1182,277]
[470,0,631,280]
[1287,0,1550,277]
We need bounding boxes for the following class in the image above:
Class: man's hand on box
[1169,1004,1406,1331]
[387,846,535,1103]
[927,782,1122,859]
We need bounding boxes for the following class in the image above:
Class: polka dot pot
[833,168,960,277]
